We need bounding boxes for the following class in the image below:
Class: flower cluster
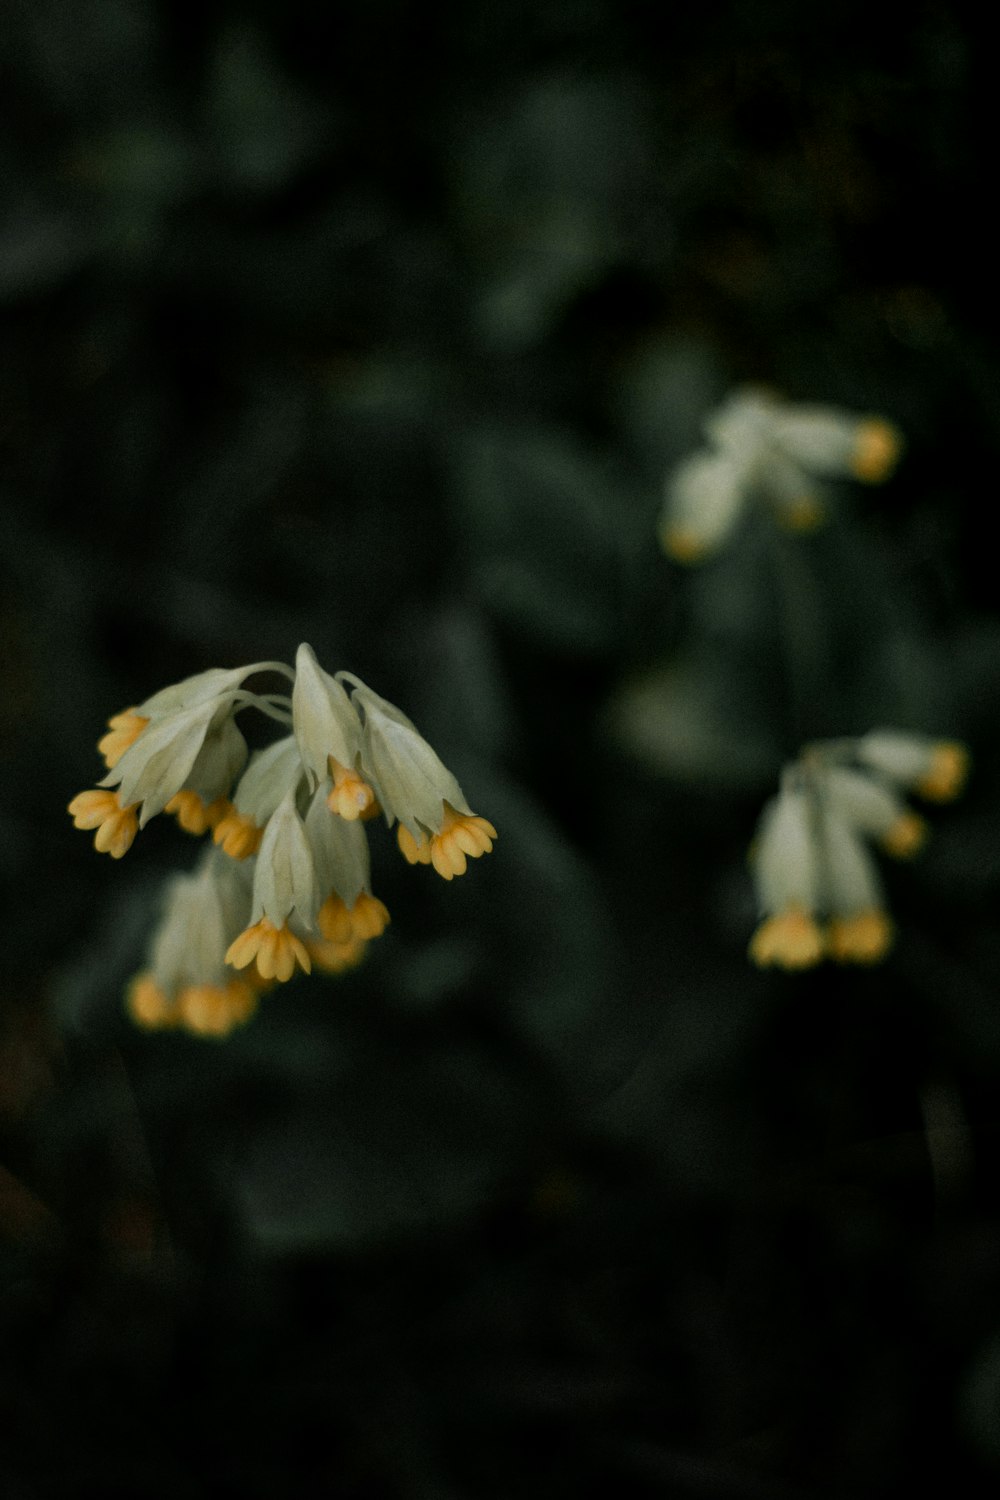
[70,645,497,1037]
[659,388,902,563]
[748,731,968,971]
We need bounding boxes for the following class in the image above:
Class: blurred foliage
[4,1,1000,1495]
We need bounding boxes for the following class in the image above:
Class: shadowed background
[4,3,1000,1495]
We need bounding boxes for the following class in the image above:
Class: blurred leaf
[206,24,334,198]
[454,74,659,347]
[231,1035,539,1252]
[418,605,519,762]
[49,877,163,1041]
[959,1331,1000,1468]
[611,651,781,790]
[614,334,726,476]
[454,426,638,655]
[0,200,91,301]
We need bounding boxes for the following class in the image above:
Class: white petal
[151,852,234,989]
[232,735,305,822]
[821,808,883,915]
[855,729,936,787]
[660,448,749,557]
[185,716,248,803]
[304,783,370,907]
[753,786,821,915]
[767,406,863,476]
[252,788,316,927]
[102,700,219,825]
[292,643,363,786]
[350,679,470,835]
[822,766,903,839]
[703,387,775,451]
[138,665,258,719]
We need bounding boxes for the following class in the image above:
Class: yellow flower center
[225,918,312,983]
[326,760,378,821]
[68,789,139,859]
[428,805,498,881]
[852,418,902,484]
[779,494,825,533]
[826,909,894,965]
[176,980,258,1037]
[126,973,176,1029]
[317,892,390,943]
[749,906,825,970]
[306,935,369,974]
[212,808,263,860]
[397,824,432,865]
[97,709,149,769]
[317,894,352,943]
[661,526,710,564]
[915,742,969,803]
[165,791,231,837]
[880,811,927,859]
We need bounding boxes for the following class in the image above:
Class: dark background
[4,2,1000,1494]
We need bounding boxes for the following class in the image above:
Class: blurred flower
[749,732,968,970]
[659,387,903,563]
[127,851,261,1039]
[856,730,969,803]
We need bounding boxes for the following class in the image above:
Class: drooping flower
[748,778,826,970]
[73,646,496,1036]
[304,783,390,946]
[224,788,316,982]
[98,709,149,769]
[127,850,260,1039]
[344,675,497,880]
[72,661,288,852]
[213,735,305,860]
[748,732,968,971]
[292,643,377,820]
[856,730,969,804]
[660,388,903,563]
[68,789,139,859]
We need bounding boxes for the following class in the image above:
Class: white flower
[753,780,821,913]
[224,788,316,983]
[304,782,371,908]
[747,731,968,971]
[819,807,894,965]
[74,645,497,1027]
[136,665,266,719]
[291,643,375,819]
[212,735,305,859]
[248,787,317,931]
[345,674,497,879]
[175,712,248,804]
[748,778,826,970]
[100,698,233,827]
[82,660,296,846]
[660,387,903,563]
[856,730,969,803]
[126,851,259,1038]
[347,677,469,835]
[658,449,747,562]
[305,782,390,945]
